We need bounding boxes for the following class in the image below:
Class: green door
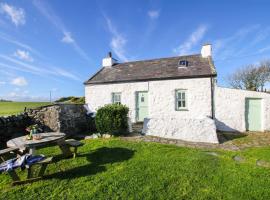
[136,91,148,122]
[245,98,262,131]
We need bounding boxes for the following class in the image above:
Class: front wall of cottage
[85,77,212,123]
[85,81,148,122]
[215,87,270,132]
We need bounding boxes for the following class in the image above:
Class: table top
[7,132,66,149]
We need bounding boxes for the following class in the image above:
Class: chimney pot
[108,52,112,58]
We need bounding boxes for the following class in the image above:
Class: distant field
[0,102,51,116]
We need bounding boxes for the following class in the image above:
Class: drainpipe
[210,77,215,119]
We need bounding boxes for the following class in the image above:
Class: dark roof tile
[85,54,216,84]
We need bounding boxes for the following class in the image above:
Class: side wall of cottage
[215,86,270,132]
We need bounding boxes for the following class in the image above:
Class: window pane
[182,92,185,99]
[112,93,121,103]
[182,101,186,107]
[178,101,182,108]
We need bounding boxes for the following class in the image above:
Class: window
[175,90,187,110]
[178,60,188,67]
[112,92,121,104]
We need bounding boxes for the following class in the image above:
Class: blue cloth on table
[0,154,45,172]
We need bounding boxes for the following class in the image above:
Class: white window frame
[175,89,188,111]
[112,92,121,104]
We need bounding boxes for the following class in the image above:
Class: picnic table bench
[64,139,84,158]
[0,147,19,162]
[0,148,53,185]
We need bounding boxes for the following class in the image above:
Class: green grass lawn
[0,138,269,200]
[0,102,50,116]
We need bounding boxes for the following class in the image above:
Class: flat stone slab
[205,152,219,157]
[256,160,270,168]
[233,155,245,163]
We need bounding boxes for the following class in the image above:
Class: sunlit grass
[0,138,269,199]
[0,102,50,116]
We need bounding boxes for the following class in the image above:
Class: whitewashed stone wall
[85,77,212,122]
[142,117,218,143]
[215,87,270,132]
[85,81,148,122]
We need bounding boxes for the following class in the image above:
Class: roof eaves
[85,74,217,85]
[83,67,105,85]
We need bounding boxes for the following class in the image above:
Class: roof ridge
[114,53,201,65]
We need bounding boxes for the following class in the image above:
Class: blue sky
[0,0,270,101]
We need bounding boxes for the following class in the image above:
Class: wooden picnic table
[6,132,73,157]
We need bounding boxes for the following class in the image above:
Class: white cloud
[1,90,50,102]
[52,67,81,81]
[0,31,43,58]
[0,3,25,26]
[258,45,270,54]
[105,17,129,62]
[11,77,28,86]
[61,32,74,43]
[148,10,160,19]
[173,25,208,55]
[13,49,34,62]
[0,81,6,85]
[32,0,91,62]
[0,54,81,81]
[213,25,262,60]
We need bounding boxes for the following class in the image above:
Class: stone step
[131,123,143,133]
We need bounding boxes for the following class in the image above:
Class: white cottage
[85,44,270,143]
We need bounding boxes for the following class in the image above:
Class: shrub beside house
[95,104,129,136]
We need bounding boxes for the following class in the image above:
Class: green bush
[95,104,129,136]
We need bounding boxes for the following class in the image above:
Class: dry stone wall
[0,104,95,147]
[0,113,32,146]
[27,104,95,135]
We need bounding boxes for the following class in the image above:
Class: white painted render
[102,57,116,67]
[85,77,212,123]
[201,44,212,58]
[215,86,270,132]
[142,117,218,143]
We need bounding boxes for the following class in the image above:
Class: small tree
[257,60,270,91]
[227,61,270,91]
[95,104,129,136]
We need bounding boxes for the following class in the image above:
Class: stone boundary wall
[0,104,95,147]
[27,104,95,135]
[0,113,32,146]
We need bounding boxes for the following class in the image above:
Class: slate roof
[84,54,216,84]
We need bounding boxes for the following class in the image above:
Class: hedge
[95,104,129,136]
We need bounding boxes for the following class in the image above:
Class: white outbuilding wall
[215,87,270,132]
[85,77,213,122]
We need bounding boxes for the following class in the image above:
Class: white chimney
[102,52,117,67]
[201,44,212,58]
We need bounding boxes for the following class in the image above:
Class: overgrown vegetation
[55,96,85,104]
[0,138,270,199]
[227,60,270,91]
[0,99,12,102]
[95,104,129,136]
